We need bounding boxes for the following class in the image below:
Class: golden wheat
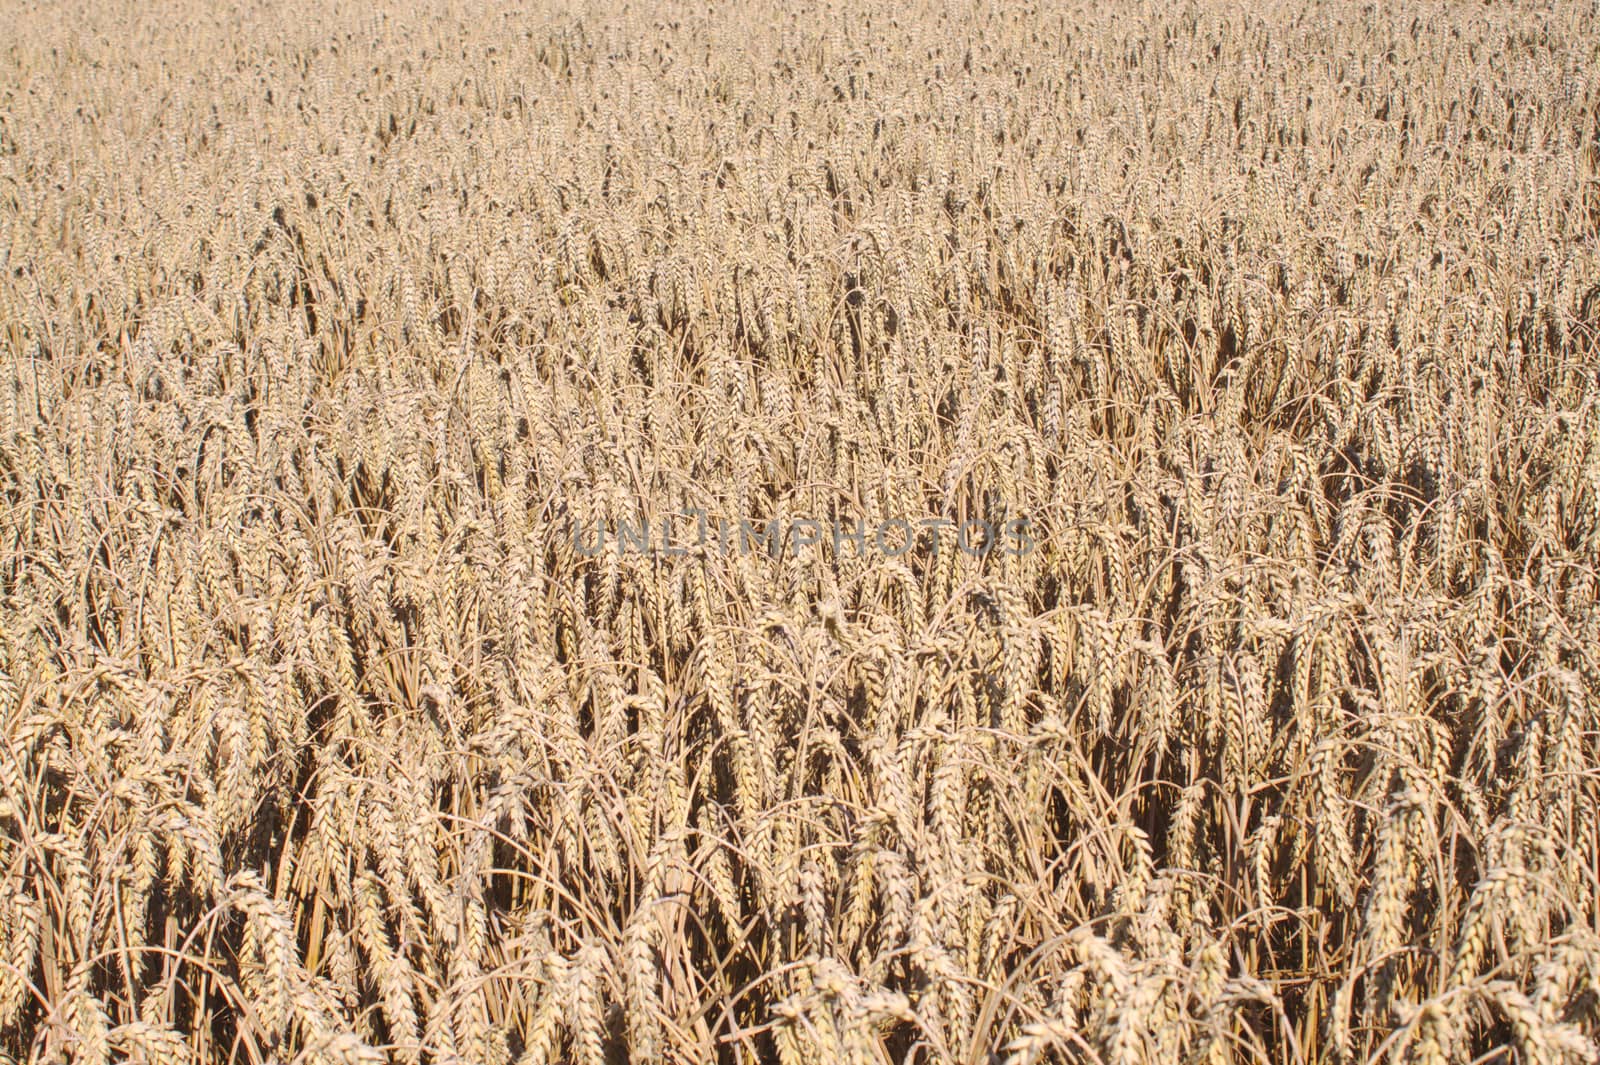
[2,0,1600,1062]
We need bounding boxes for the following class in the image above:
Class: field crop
[3,0,1600,1062]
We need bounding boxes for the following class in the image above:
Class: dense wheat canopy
[3,0,1600,1062]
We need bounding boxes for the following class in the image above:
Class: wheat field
[2,0,1599,1062]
